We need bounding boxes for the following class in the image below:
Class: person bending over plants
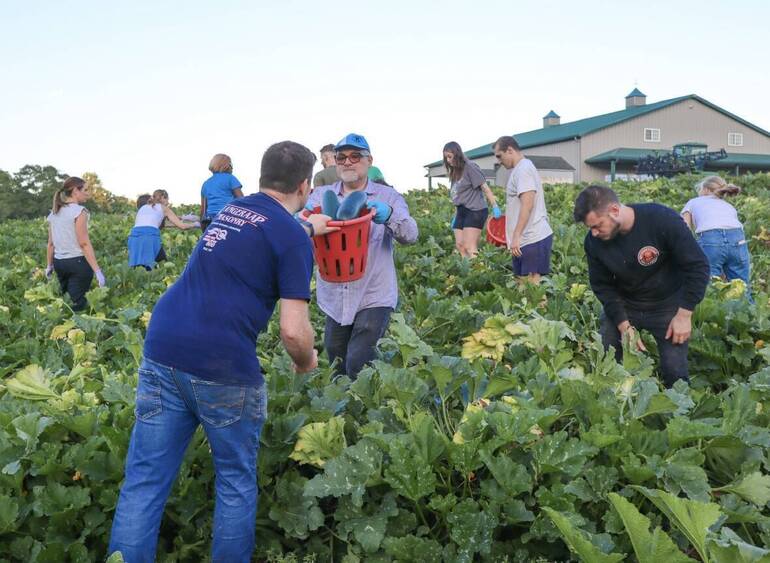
[574,184,710,387]
[108,141,337,563]
[128,189,197,270]
[681,175,752,299]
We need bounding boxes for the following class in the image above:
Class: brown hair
[573,184,620,223]
[697,175,741,198]
[136,194,151,209]
[442,141,467,183]
[52,177,86,214]
[259,141,316,194]
[209,154,233,173]
[494,135,522,152]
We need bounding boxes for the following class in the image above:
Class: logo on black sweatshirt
[637,246,660,266]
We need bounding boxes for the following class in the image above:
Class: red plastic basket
[486,216,507,247]
[303,206,376,283]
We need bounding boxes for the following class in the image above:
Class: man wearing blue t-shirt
[109,141,337,563]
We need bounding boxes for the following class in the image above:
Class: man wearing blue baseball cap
[306,133,419,377]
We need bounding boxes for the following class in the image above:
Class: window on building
[728,132,744,147]
[644,128,661,143]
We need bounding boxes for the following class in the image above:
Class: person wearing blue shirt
[200,153,244,230]
[109,141,338,563]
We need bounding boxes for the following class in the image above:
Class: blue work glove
[492,205,502,219]
[366,201,392,224]
[451,214,457,229]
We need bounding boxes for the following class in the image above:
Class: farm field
[1,174,770,562]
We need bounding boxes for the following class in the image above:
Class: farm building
[425,89,770,186]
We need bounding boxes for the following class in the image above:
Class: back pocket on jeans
[136,368,162,420]
[191,380,246,428]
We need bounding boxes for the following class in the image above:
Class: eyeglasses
[335,152,369,164]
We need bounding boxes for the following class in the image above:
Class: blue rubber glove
[451,214,457,229]
[492,205,502,219]
[304,201,315,212]
[366,201,392,224]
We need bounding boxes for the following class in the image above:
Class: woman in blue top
[200,153,244,230]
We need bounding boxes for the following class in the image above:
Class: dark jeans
[600,306,688,387]
[53,256,93,311]
[324,307,392,378]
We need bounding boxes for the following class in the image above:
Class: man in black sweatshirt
[573,185,710,387]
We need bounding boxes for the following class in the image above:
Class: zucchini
[321,190,340,219]
[336,191,367,220]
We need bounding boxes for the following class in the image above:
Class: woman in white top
[681,175,751,293]
[46,177,105,311]
[128,189,195,270]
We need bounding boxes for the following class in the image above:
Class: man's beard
[340,169,362,183]
[604,218,622,240]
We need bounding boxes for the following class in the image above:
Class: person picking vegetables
[109,141,337,563]
[573,184,710,387]
[305,133,419,378]
[442,141,501,258]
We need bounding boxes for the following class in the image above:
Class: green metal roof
[425,94,770,168]
[626,88,646,98]
[709,153,770,169]
[585,147,770,170]
[585,148,655,164]
[543,110,560,118]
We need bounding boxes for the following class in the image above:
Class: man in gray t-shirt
[313,144,339,188]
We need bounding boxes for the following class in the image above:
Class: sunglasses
[335,152,369,164]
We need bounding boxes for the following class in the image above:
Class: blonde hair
[148,189,169,206]
[696,175,741,198]
[52,177,85,214]
[209,153,233,173]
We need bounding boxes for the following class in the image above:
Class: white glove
[95,270,106,287]
[45,264,54,279]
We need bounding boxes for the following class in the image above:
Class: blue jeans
[697,228,751,287]
[108,358,268,563]
[324,307,392,378]
[600,306,688,388]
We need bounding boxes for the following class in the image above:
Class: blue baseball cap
[335,133,370,152]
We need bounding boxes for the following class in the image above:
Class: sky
[1,0,769,204]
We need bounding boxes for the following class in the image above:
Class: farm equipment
[636,142,727,177]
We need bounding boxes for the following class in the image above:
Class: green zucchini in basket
[321,190,340,219]
[336,191,368,220]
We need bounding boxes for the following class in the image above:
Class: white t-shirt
[681,195,742,233]
[47,204,87,259]
[505,158,552,247]
[134,204,165,228]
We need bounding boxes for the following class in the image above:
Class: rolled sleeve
[385,191,418,245]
